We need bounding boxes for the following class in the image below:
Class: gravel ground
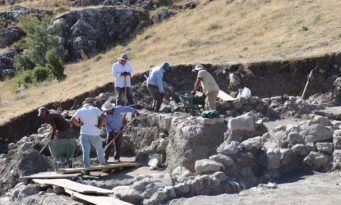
[170,171,341,205]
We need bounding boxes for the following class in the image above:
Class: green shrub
[33,65,50,82]
[16,71,33,87]
[0,16,7,30]
[46,49,65,80]
[12,38,28,50]
[14,53,35,71]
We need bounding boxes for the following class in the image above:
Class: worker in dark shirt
[38,107,72,140]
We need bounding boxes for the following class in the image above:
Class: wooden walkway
[66,189,132,205]
[57,162,140,174]
[33,179,114,194]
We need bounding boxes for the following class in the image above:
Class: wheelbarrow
[48,139,77,170]
[175,91,205,115]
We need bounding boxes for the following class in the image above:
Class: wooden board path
[218,90,236,101]
[33,179,113,195]
[20,172,81,180]
[65,189,132,205]
[57,162,140,174]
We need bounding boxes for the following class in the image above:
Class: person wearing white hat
[146,62,170,111]
[112,53,134,106]
[192,64,219,110]
[71,98,107,167]
[101,101,139,162]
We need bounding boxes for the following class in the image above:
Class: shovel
[104,117,137,152]
[123,76,128,106]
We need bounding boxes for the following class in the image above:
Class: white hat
[192,64,204,72]
[101,102,115,111]
[83,97,96,105]
[118,53,128,61]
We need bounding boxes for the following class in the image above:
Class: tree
[46,49,65,80]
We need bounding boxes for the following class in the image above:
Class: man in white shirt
[192,64,220,110]
[147,62,170,111]
[71,98,107,168]
[112,53,134,106]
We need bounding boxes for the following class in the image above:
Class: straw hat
[101,102,115,111]
[83,97,96,105]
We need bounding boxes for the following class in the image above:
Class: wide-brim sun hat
[83,97,96,105]
[192,64,204,72]
[118,53,128,61]
[101,102,115,111]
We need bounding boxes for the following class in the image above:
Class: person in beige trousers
[192,64,219,110]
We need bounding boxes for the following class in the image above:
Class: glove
[121,72,130,77]
[191,90,196,96]
[160,93,165,98]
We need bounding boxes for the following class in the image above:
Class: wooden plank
[65,189,132,205]
[218,90,236,101]
[57,162,140,174]
[20,172,81,180]
[33,179,113,194]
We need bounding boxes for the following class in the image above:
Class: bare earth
[170,171,341,205]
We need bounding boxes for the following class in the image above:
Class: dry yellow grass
[1,0,341,124]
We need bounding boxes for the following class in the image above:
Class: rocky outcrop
[0,6,43,24]
[166,116,225,172]
[0,49,16,81]
[0,27,25,48]
[152,9,177,23]
[52,6,150,61]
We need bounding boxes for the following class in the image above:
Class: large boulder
[228,112,256,132]
[114,173,173,204]
[194,159,224,174]
[303,151,331,171]
[217,141,241,155]
[225,112,267,143]
[0,26,25,48]
[300,124,333,143]
[52,6,150,61]
[264,148,281,170]
[240,136,263,151]
[0,148,49,194]
[209,154,234,168]
[166,116,225,172]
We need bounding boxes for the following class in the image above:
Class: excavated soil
[1,52,341,153]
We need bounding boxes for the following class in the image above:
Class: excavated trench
[0,52,341,153]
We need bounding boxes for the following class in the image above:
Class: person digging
[146,62,170,111]
[101,101,140,162]
[38,107,73,140]
[192,64,220,110]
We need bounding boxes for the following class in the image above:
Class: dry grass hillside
[1,0,341,123]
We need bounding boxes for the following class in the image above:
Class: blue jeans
[80,134,106,168]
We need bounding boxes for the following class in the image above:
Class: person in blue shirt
[146,62,170,111]
[101,102,139,162]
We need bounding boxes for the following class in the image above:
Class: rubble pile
[217,95,324,120]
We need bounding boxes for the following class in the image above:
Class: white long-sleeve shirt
[147,65,165,93]
[112,62,133,88]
